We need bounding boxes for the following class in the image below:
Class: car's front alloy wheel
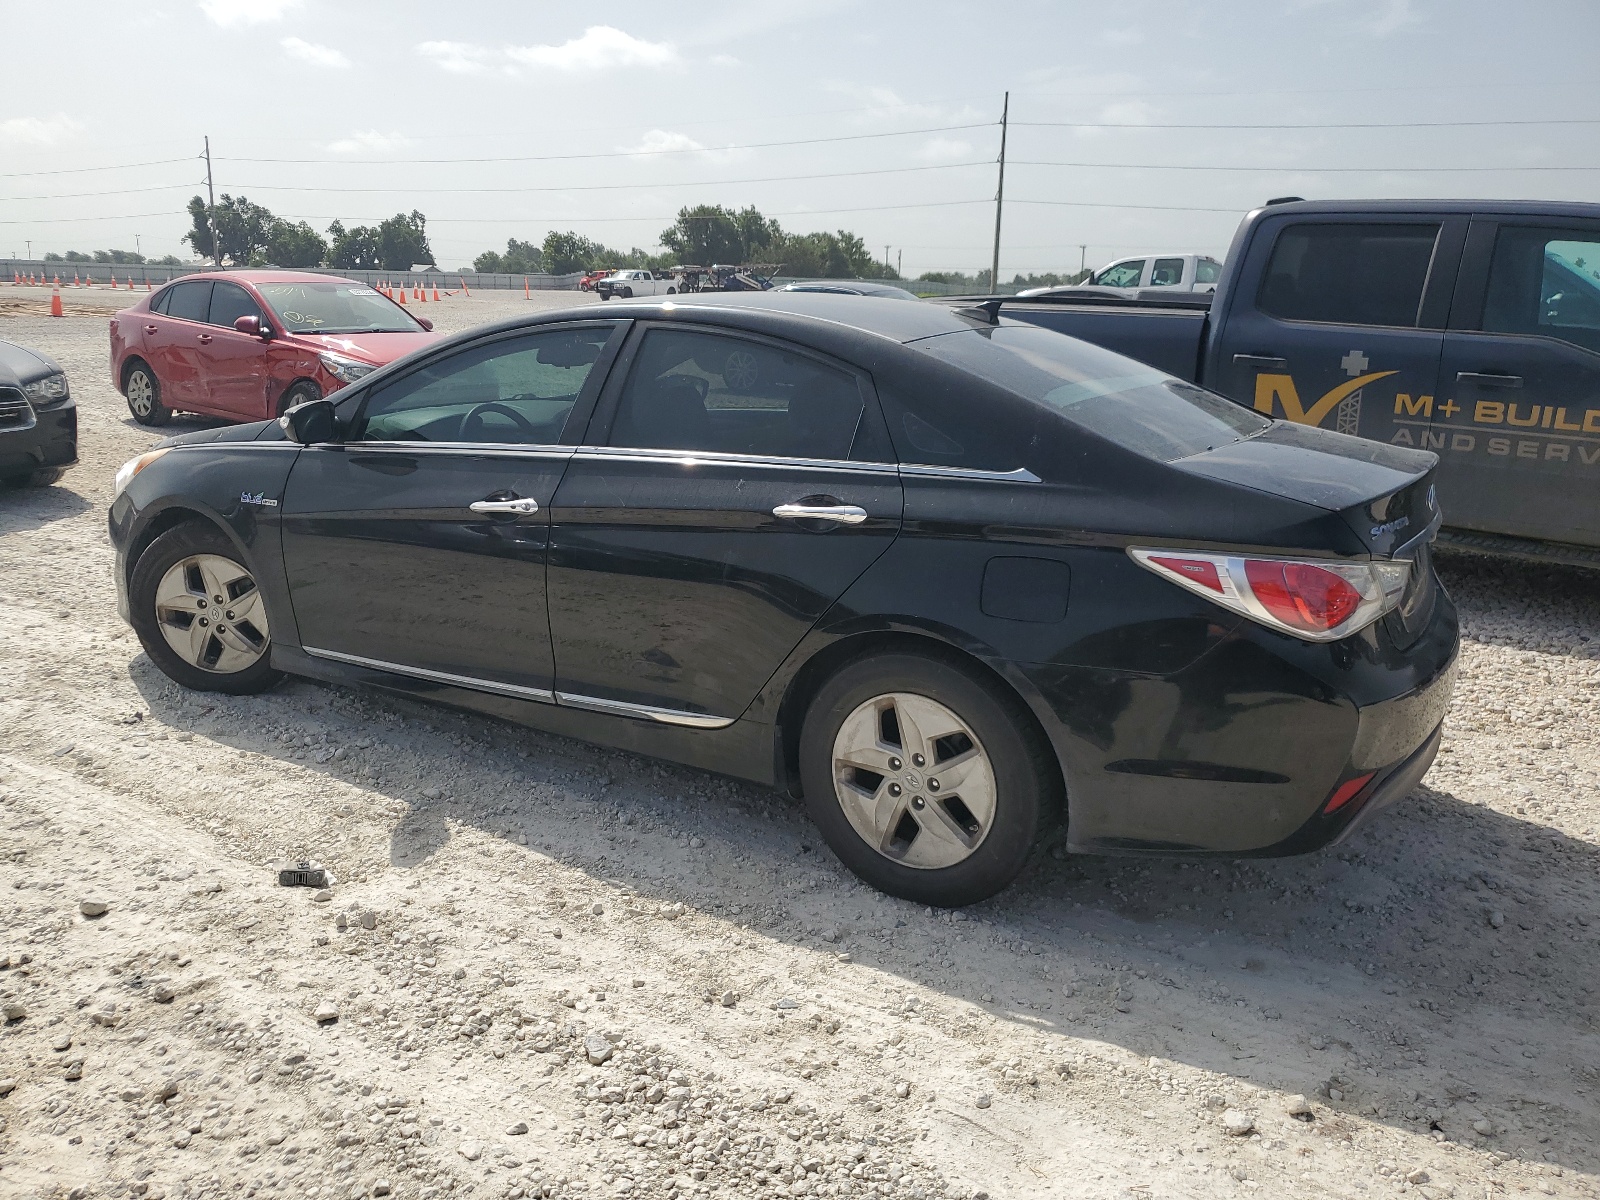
[800,652,1059,906]
[129,523,283,694]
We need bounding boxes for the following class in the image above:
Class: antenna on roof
[954,298,1004,326]
[1264,195,1305,206]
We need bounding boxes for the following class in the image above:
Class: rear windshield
[911,324,1269,462]
[255,281,422,335]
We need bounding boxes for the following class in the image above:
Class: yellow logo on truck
[1252,371,1398,426]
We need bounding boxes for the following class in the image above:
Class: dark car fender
[109,443,301,643]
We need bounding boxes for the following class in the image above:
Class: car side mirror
[416,317,433,332]
[279,398,341,445]
[233,314,260,336]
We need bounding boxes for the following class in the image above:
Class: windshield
[256,281,422,335]
[912,325,1269,462]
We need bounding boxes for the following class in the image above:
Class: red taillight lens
[1322,772,1374,814]
[1148,555,1224,593]
[1243,560,1363,634]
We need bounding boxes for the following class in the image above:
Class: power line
[1014,117,1600,130]
[217,123,997,167]
[0,183,197,202]
[1011,198,1244,214]
[0,210,182,225]
[223,160,994,195]
[1010,158,1600,173]
[0,157,196,180]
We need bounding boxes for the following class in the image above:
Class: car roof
[166,269,366,286]
[598,291,974,343]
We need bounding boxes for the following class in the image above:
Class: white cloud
[281,37,350,68]
[0,114,83,146]
[916,137,974,162]
[628,130,707,155]
[199,0,300,27]
[504,26,676,71]
[325,130,411,154]
[416,40,497,74]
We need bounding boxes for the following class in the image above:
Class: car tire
[600,293,611,302]
[125,362,171,426]
[128,522,283,696]
[2,466,65,488]
[666,286,677,295]
[278,381,321,417]
[621,287,633,299]
[799,652,1060,907]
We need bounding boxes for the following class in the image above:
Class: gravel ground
[1,285,1597,1200]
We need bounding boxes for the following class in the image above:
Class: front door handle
[469,497,539,515]
[1456,371,1523,388]
[773,503,868,525]
[197,333,213,345]
[1233,353,1288,369]
[144,324,158,335]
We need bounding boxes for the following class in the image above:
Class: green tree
[63,251,91,263]
[43,252,62,263]
[264,220,327,268]
[660,204,782,265]
[474,237,544,274]
[376,211,433,271]
[327,220,383,270]
[183,194,277,266]
[93,248,146,265]
[542,230,611,275]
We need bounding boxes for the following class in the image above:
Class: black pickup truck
[986,199,1600,567]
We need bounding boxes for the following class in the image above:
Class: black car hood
[157,419,287,449]
[0,338,62,386]
[1173,421,1435,512]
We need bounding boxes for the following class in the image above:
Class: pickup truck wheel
[666,286,677,295]
[621,287,633,299]
[125,363,171,426]
[129,522,283,695]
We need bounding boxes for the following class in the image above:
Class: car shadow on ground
[0,479,92,533]
[128,653,1600,1177]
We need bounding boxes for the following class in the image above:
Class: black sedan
[107,293,1458,905]
[1,336,76,487]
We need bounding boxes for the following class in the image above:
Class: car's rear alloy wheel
[125,363,171,426]
[800,653,1060,906]
[129,523,282,694]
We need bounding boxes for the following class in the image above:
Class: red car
[110,270,440,426]
[579,268,614,292]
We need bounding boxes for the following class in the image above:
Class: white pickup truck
[1020,253,1223,298]
[597,269,679,300]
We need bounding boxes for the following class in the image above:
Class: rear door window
[207,281,263,329]
[1195,258,1222,285]
[1481,226,1600,355]
[607,329,871,462]
[1149,258,1185,286]
[1258,222,1440,327]
[165,280,213,323]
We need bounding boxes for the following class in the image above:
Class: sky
[2,0,1598,278]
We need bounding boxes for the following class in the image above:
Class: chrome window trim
[346,440,576,459]
[899,463,1041,483]
[302,647,556,702]
[553,691,734,729]
[573,445,898,476]
[301,646,735,728]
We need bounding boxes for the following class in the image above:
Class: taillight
[1129,548,1410,642]
[1322,772,1374,814]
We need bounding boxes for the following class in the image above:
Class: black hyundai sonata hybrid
[109,293,1458,905]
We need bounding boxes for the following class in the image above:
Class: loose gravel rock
[0,289,1596,1198]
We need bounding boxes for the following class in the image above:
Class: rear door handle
[1456,371,1523,388]
[197,333,213,344]
[773,503,868,525]
[144,324,158,335]
[1233,353,1288,369]
[469,497,539,515]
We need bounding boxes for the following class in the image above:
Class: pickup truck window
[914,326,1268,463]
[1094,260,1144,288]
[1195,258,1222,285]
[1150,258,1185,286]
[1482,227,1600,355]
[1258,223,1439,328]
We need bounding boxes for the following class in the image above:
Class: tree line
[180,195,435,272]
[43,249,184,267]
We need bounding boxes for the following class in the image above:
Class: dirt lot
[1,284,1597,1200]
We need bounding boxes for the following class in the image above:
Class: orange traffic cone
[459,276,470,297]
[432,282,441,301]
[523,276,531,299]
[53,274,61,287]
[145,276,152,291]
[49,283,63,317]
[396,286,407,305]
[412,281,420,300]
[418,281,427,302]
[127,276,135,290]
[72,271,81,287]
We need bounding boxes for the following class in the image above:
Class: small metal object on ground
[276,861,329,888]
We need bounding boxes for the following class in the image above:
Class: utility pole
[1079,244,1088,280]
[25,240,31,261]
[135,234,142,259]
[897,249,902,278]
[884,245,890,277]
[203,136,221,269]
[985,93,1011,296]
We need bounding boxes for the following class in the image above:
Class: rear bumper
[0,401,77,477]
